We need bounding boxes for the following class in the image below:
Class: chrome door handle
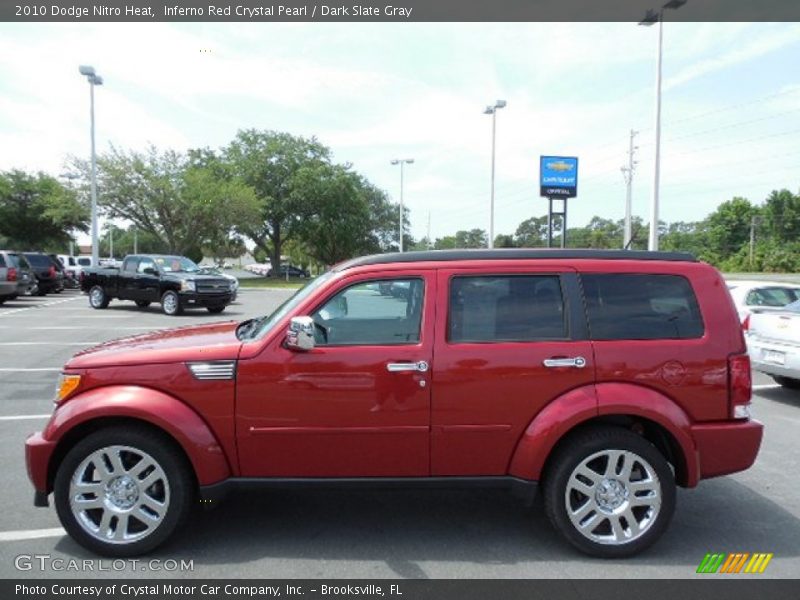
[543,356,587,369]
[387,361,429,373]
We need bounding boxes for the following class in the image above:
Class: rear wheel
[773,375,800,390]
[207,306,225,314]
[53,426,194,557]
[544,426,676,558]
[89,286,109,309]
[135,301,151,308]
[161,290,183,316]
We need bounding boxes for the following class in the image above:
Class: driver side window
[137,259,155,274]
[311,279,424,346]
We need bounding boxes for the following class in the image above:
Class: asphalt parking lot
[0,288,798,579]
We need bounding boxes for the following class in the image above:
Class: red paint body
[25,257,763,497]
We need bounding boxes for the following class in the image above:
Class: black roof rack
[335,248,697,271]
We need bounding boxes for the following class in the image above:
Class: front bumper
[692,419,764,480]
[25,431,56,503]
[179,291,233,308]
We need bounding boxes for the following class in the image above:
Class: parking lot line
[0,368,61,372]
[0,414,50,421]
[0,527,65,542]
[0,342,102,346]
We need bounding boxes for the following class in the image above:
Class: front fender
[46,385,231,485]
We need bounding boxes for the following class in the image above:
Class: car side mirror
[143,267,157,275]
[286,316,315,352]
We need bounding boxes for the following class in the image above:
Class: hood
[66,321,243,369]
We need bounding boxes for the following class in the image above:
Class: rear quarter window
[581,273,704,340]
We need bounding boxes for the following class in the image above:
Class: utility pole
[426,211,432,250]
[621,130,639,249]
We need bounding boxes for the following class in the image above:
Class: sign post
[540,156,578,248]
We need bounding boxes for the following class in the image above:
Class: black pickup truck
[80,254,234,316]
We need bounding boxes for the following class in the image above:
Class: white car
[747,299,800,389]
[726,280,800,323]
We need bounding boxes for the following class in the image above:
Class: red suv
[25,250,762,557]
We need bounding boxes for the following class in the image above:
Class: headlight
[180,279,196,292]
[55,374,81,404]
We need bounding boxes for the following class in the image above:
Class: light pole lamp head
[495,100,507,109]
[663,0,687,9]
[483,106,495,115]
[390,159,400,165]
[639,9,659,25]
[90,75,104,85]
[404,158,414,164]
[79,65,96,77]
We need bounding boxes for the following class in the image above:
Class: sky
[1,21,799,245]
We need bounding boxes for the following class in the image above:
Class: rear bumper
[748,337,800,380]
[692,419,763,480]
[25,431,56,500]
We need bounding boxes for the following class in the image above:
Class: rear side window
[24,254,52,268]
[123,258,139,273]
[581,274,704,340]
[449,275,567,343]
[0,255,5,268]
[745,287,799,307]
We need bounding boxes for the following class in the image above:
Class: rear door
[431,267,594,476]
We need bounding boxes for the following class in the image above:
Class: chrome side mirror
[286,316,315,351]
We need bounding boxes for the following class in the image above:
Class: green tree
[0,170,88,250]
[223,129,331,272]
[514,216,549,247]
[73,146,260,256]
[434,235,457,250]
[454,229,488,248]
[762,189,800,244]
[493,234,516,248]
[703,197,758,262]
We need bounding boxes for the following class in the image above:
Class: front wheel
[544,426,676,558]
[89,286,110,309]
[207,306,225,314]
[773,375,800,390]
[161,291,183,316]
[53,426,194,557]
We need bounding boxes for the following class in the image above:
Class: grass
[238,277,306,289]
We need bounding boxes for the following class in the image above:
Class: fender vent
[187,361,237,380]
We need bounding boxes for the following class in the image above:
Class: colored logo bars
[697,552,773,574]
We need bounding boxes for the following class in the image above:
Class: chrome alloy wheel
[163,292,178,315]
[69,445,170,545]
[565,449,662,546]
[89,287,104,307]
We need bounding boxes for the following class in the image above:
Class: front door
[236,271,436,477]
[431,268,595,476]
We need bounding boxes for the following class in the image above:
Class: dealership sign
[540,156,578,198]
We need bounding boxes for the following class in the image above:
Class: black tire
[135,301,151,308]
[773,375,800,390]
[160,290,183,316]
[53,425,195,557]
[543,426,676,558]
[207,306,225,314]
[0,297,5,305]
[88,285,110,309]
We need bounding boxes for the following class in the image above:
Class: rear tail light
[728,353,752,419]
[6,267,17,282]
[742,314,750,333]
[48,266,56,278]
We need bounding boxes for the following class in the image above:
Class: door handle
[543,356,587,369]
[387,361,429,373]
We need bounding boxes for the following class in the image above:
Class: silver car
[0,250,37,303]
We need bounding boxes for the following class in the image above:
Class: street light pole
[484,100,506,249]
[390,158,414,252]
[79,65,103,267]
[640,1,687,251]
[621,129,639,248]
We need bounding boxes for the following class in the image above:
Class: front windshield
[245,271,336,341]
[155,256,200,273]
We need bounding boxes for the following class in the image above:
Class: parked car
[22,252,64,295]
[50,254,77,289]
[272,264,309,278]
[57,254,83,287]
[746,299,800,389]
[26,249,761,558]
[81,254,235,315]
[0,250,25,303]
[726,280,800,323]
